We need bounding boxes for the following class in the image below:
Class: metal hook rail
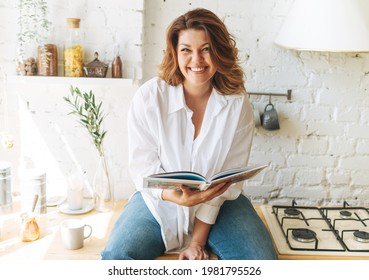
[248,89,292,101]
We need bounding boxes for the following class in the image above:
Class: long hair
[159,8,246,95]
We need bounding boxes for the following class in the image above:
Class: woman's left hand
[178,242,209,260]
[162,181,232,207]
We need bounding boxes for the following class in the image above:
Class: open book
[143,164,268,191]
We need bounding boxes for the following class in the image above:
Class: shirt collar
[209,88,228,117]
[168,84,186,114]
[167,84,228,116]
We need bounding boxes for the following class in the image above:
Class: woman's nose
[192,51,204,62]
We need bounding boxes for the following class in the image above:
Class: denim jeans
[101,192,277,260]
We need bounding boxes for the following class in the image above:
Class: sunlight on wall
[17,95,68,198]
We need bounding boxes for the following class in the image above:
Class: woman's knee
[102,192,165,260]
[208,195,277,260]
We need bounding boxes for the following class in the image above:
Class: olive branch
[63,86,107,157]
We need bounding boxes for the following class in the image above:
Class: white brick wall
[144,0,369,204]
[1,0,369,205]
[0,0,144,200]
[0,0,144,78]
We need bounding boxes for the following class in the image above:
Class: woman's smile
[189,66,206,72]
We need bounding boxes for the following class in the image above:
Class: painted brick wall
[1,0,369,205]
[0,0,144,200]
[143,0,369,206]
[0,0,144,78]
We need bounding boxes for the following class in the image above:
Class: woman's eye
[202,47,209,52]
[181,48,190,52]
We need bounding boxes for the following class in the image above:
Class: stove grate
[271,200,369,253]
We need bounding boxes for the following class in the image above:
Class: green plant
[63,86,108,157]
[17,0,51,65]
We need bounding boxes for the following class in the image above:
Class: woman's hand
[178,241,209,260]
[162,181,232,207]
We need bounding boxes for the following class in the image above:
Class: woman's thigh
[101,192,165,260]
[207,195,277,260]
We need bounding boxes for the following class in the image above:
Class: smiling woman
[101,8,277,260]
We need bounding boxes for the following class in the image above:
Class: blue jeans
[101,192,277,260]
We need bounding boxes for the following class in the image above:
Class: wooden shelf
[6,75,135,86]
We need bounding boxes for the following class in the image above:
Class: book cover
[143,164,268,191]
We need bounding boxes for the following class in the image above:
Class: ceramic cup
[60,219,92,250]
[261,103,280,130]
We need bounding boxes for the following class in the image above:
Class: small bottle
[64,18,84,77]
[111,44,123,78]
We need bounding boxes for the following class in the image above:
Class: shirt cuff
[149,188,164,200]
[196,203,221,225]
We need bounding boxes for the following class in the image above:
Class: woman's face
[177,29,217,88]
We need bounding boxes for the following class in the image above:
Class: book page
[210,164,268,181]
[149,171,206,182]
[143,177,207,191]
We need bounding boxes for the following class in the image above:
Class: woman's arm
[178,218,212,260]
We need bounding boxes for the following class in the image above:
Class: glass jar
[0,161,12,214]
[38,43,58,76]
[16,42,38,76]
[64,18,84,77]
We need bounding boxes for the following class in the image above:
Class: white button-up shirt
[128,77,254,252]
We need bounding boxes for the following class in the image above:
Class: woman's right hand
[161,181,232,207]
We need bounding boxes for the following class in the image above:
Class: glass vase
[93,155,114,212]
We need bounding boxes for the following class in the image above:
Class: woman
[102,8,277,260]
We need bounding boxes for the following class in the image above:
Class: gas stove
[260,201,369,259]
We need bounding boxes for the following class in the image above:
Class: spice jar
[17,57,37,76]
[38,44,58,76]
[64,18,84,77]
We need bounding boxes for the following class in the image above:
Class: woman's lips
[189,66,206,73]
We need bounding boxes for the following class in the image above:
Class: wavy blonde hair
[159,8,246,95]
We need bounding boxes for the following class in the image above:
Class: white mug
[60,219,92,250]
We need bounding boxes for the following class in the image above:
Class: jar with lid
[64,18,84,77]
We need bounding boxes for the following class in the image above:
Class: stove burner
[284,208,302,217]
[292,228,317,243]
[340,210,352,218]
[353,231,369,243]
